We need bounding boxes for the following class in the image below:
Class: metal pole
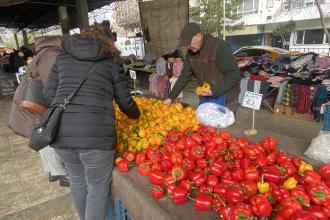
[223,0,225,40]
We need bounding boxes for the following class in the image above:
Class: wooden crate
[274,104,314,121]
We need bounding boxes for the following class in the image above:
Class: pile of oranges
[115,96,198,152]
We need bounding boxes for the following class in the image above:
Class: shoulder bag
[28,63,97,151]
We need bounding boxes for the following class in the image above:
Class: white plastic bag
[196,102,235,128]
[305,130,330,163]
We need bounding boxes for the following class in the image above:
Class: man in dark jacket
[163,23,240,108]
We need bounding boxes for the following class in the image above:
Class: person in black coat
[43,24,140,220]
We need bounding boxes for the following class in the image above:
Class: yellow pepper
[299,162,313,173]
[283,177,298,190]
[257,175,270,194]
[195,83,211,95]
[115,157,123,165]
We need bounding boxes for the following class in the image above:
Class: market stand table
[111,168,219,220]
[124,65,156,86]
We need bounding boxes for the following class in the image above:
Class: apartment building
[225,0,330,54]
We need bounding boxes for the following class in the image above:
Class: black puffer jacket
[43,35,140,150]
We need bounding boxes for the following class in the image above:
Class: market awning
[0,0,121,29]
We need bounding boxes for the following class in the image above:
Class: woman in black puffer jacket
[43,24,140,220]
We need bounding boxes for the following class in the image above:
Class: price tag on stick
[242,91,263,110]
[129,70,136,79]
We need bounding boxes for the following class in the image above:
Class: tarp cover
[139,0,188,58]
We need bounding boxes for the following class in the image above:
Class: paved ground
[0,71,324,219]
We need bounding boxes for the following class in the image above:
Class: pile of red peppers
[116,125,330,219]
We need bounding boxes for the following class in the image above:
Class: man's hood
[62,35,106,61]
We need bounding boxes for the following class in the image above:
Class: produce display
[115,117,330,219]
[115,97,199,152]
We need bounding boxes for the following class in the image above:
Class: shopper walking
[43,24,140,220]
[8,36,68,185]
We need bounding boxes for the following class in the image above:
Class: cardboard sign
[129,70,136,79]
[242,91,263,110]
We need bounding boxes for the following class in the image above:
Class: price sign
[242,91,263,110]
[130,70,136,79]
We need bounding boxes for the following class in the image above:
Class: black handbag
[20,79,48,115]
[28,63,97,151]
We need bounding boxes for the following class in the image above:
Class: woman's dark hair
[81,24,122,63]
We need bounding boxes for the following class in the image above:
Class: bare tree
[315,0,330,54]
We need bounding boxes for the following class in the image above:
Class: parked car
[233,46,299,62]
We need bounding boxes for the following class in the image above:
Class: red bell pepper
[291,210,318,220]
[190,170,207,187]
[210,159,226,176]
[185,136,197,148]
[171,166,186,181]
[172,186,189,205]
[319,164,330,180]
[219,130,232,141]
[196,158,208,168]
[182,158,195,170]
[303,170,322,185]
[237,137,249,148]
[266,151,277,165]
[283,161,298,177]
[240,180,258,198]
[278,198,303,219]
[163,174,176,187]
[306,205,328,220]
[262,136,277,152]
[224,185,244,204]
[219,205,234,220]
[190,145,205,160]
[170,152,183,165]
[123,151,136,163]
[250,194,272,217]
[137,162,152,176]
[231,168,245,182]
[221,170,238,185]
[276,150,292,164]
[214,183,229,198]
[149,170,165,185]
[290,186,310,207]
[151,185,164,200]
[179,180,192,191]
[135,152,146,165]
[233,203,253,220]
[244,167,260,182]
[116,159,129,172]
[151,162,162,172]
[229,145,243,160]
[308,182,330,205]
[255,155,267,167]
[199,184,213,195]
[207,174,218,187]
[160,159,173,172]
[166,183,176,196]
[272,186,290,202]
[261,166,282,184]
[193,192,213,211]
[149,152,162,163]
[240,158,251,169]
[292,156,303,168]
[242,145,258,159]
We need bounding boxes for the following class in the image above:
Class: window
[294,29,328,45]
[304,0,314,7]
[304,29,324,44]
[296,31,304,44]
[235,49,259,57]
[237,0,259,15]
[266,0,274,8]
[291,0,304,8]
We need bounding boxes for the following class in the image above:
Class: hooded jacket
[43,35,140,150]
[8,36,63,138]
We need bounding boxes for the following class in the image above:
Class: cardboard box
[274,104,314,121]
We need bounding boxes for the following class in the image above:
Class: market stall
[110,96,330,220]
[238,52,330,122]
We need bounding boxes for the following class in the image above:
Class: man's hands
[197,87,212,96]
[163,98,172,105]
